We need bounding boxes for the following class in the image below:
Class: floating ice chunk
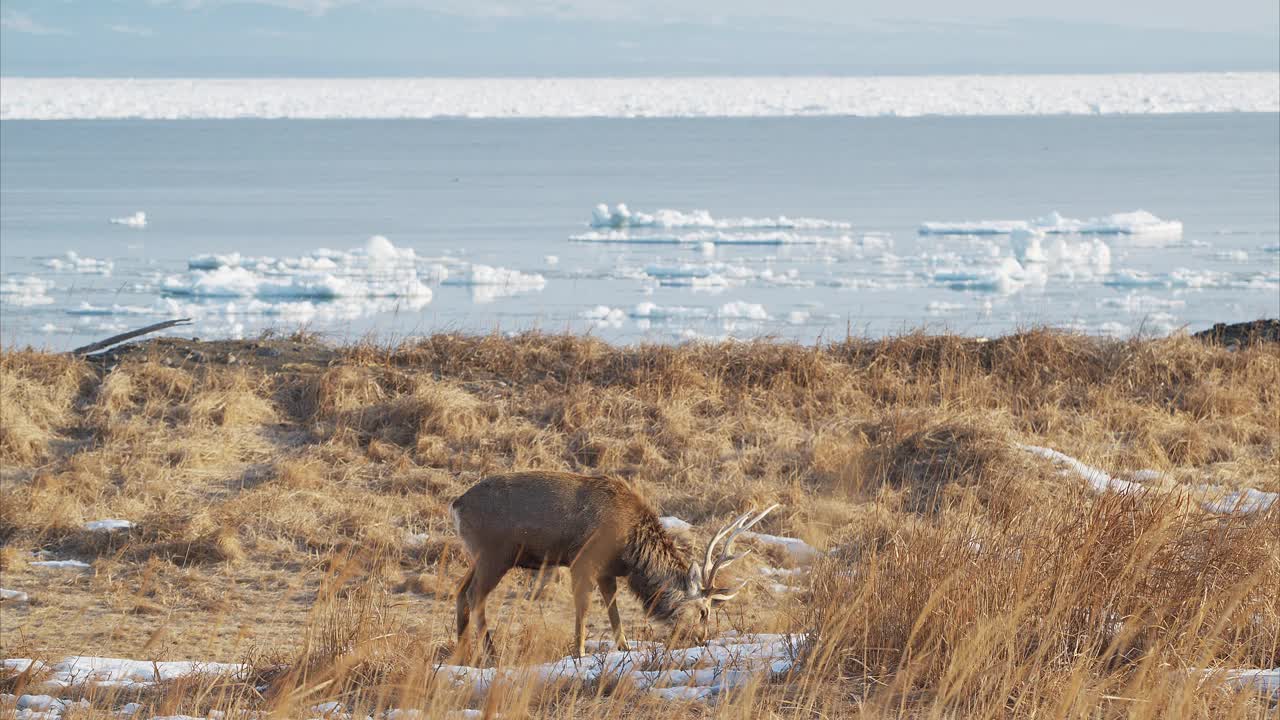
[166,237,438,303]
[580,305,626,327]
[1097,293,1186,313]
[718,301,770,321]
[444,264,546,303]
[1097,321,1129,338]
[66,302,155,316]
[0,276,54,306]
[1213,249,1249,262]
[44,251,114,275]
[1,588,28,603]
[927,301,965,314]
[1011,231,1112,277]
[591,203,851,231]
[786,310,810,325]
[922,210,1181,238]
[188,252,244,270]
[933,257,1046,294]
[544,255,559,265]
[109,211,147,228]
[85,519,133,532]
[631,302,705,320]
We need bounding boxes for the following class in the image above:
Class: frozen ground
[1,74,1277,120]
[1,114,1276,348]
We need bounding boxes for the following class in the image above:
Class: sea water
[1,113,1277,349]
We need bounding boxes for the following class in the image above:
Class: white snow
[4,74,1276,120]
[433,633,801,703]
[44,252,114,275]
[4,656,246,692]
[30,560,92,571]
[1,588,29,603]
[0,276,54,307]
[921,210,1182,238]
[109,211,147,228]
[1020,445,1146,495]
[85,519,133,532]
[1021,445,1277,514]
[658,516,693,531]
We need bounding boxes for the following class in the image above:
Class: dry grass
[0,329,1277,718]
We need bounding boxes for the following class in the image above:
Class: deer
[449,470,777,660]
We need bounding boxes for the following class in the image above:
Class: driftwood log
[71,318,192,357]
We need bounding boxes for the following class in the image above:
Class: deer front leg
[597,576,629,651]
[571,571,594,657]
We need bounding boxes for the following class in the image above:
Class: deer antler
[699,504,779,594]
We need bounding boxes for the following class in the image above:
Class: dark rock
[1194,319,1280,347]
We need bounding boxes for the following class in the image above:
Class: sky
[1,0,1277,76]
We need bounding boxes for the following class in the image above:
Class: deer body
[450,470,773,659]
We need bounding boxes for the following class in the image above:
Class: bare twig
[70,318,192,356]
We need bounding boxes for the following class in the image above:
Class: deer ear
[687,563,703,594]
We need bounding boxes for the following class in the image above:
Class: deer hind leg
[571,570,595,657]
[466,556,510,662]
[597,576,629,651]
[455,566,476,642]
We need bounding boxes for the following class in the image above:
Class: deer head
[669,504,779,644]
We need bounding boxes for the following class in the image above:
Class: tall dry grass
[1,329,1277,718]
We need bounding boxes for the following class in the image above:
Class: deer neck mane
[621,516,692,620]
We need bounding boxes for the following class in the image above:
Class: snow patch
[85,519,133,532]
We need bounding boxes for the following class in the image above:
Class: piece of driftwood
[71,318,192,357]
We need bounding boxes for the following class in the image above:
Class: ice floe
[580,305,626,328]
[921,210,1182,238]
[109,211,147,228]
[5,74,1276,120]
[592,203,850,231]
[44,252,114,275]
[0,276,54,307]
[442,264,546,303]
[167,237,440,303]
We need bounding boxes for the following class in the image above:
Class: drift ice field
[1,97,1277,349]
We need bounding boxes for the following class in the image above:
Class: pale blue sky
[2,0,1277,75]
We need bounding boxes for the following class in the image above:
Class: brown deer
[450,470,776,659]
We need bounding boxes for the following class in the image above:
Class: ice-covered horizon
[2,73,1277,120]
